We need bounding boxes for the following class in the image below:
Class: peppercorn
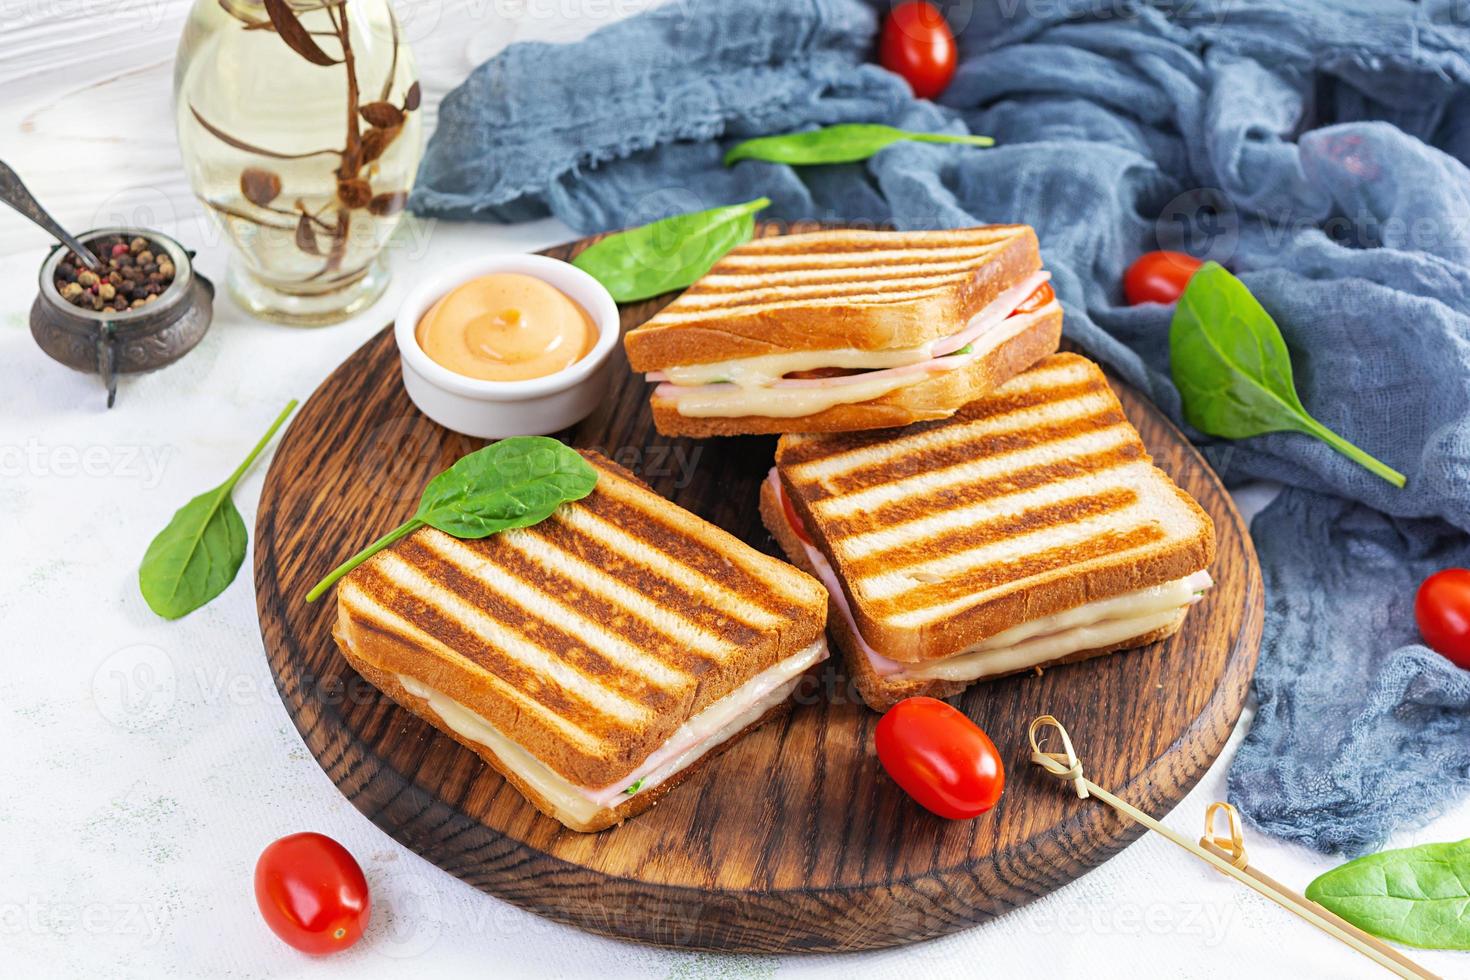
[53,233,177,310]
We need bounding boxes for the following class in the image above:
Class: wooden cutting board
[254,223,1263,953]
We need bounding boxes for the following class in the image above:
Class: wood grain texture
[254,223,1264,953]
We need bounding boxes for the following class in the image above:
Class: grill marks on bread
[778,354,1210,632]
[643,227,1032,325]
[341,455,822,760]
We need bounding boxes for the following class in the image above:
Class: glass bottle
[174,0,421,325]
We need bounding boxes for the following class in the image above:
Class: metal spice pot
[30,227,214,407]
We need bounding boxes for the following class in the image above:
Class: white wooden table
[2,2,1464,977]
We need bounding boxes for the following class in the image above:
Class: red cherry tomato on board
[879,2,958,100]
[1415,569,1470,670]
[875,697,1005,819]
[255,833,370,955]
[1123,250,1204,305]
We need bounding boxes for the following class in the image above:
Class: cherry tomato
[1014,281,1055,315]
[1415,569,1470,669]
[879,2,958,100]
[779,481,814,546]
[1123,250,1204,305]
[255,833,370,955]
[875,697,1005,819]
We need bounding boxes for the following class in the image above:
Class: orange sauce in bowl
[415,273,596,381]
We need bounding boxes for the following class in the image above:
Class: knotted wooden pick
[1201,800,1248,869]
[1026,716,1439,980]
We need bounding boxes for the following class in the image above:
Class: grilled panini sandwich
[332,454,829,832]
[625,225,1063,437]
[760,354,1215,710]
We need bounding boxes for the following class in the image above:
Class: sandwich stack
[332,454,829,832]
[761,353,1217,710]
[625,225,1063,437]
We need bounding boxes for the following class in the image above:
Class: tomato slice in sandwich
[1013,281,1055,315]
[779,481,815,546]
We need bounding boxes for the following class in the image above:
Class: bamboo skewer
[1026,715,1439,980]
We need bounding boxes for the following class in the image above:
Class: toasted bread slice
[625,226,1043,368]
[332,453,828,831]
[773,353,1215,664]
[761,476,1187,710]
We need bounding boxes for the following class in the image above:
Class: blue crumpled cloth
[412,0,1470,854]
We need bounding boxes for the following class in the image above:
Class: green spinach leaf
[306,436,597,602]
[724,124,993,166]
[1169,262,1405,487]
[571,197,770,302]
[139,400,298,619]
[1305,839,1470,950]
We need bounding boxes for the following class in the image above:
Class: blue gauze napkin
[412,0,1470,854]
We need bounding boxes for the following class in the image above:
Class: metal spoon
[0,160,103,272]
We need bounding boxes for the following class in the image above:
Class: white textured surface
[2,2,1466,978]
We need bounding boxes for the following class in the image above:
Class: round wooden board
[255,224,1263,953]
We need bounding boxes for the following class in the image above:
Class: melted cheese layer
[665,361,965,418]
[395,637,827,827]
[663,306,1052,418]
[663,345,936,387]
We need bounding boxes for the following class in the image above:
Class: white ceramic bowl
[394,253,620,438]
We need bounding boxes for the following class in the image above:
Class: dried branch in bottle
[263,0,341,65]
[359,102,404,128]
[191,104,340,160]
[203,1,420,276]
[359,126,399,164]
[337,178,371,209]
[240,168,282,206]
[323,211,349,275]
[295,214,321,255]
[379,16,400,101]
[205,199,296,231]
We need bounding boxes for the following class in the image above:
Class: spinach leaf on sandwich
[306,436,597,602]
